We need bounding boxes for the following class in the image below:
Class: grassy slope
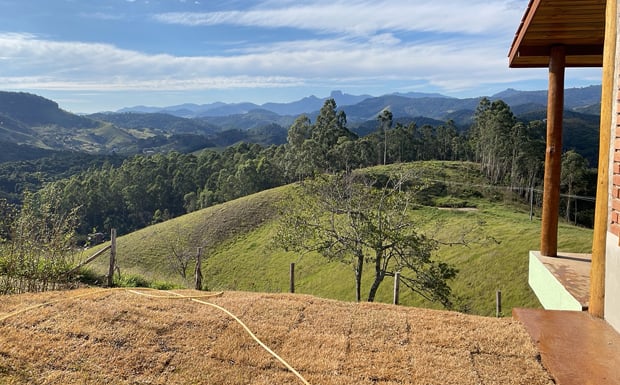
[88,185,288,284]
[85,161,593,317]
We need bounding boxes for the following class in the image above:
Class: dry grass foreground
[0,288,553,385]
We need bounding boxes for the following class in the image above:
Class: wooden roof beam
[516,44,604,57]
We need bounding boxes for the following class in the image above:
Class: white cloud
[2,0,603,112]
[153,0,524,36]
[0,0,600,104]
[80,12,126,21]
[0,30,532,95]
[369,33,401,47]
[0,75,305,91]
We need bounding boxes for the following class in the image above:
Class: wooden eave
[509,0,606,68]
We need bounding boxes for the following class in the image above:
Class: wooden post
[393,272,401,305]
[529,186,534,221]
[107,228,117,287]
[289,263,295,293]
[540,45,565,257]
[496,290,502,317]
[194,247,203,291]
[589,0,616,318]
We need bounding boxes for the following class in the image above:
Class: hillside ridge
[82,162,593,316]
[0,85,601,156]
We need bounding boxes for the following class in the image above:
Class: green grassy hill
[83,161,593,317]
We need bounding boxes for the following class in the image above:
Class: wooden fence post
[496,290,502,317]
[195,247,203,291]
[107,228,116,287]
[289,263,295,293]
[529,186,534,221]
[393,272,401,305]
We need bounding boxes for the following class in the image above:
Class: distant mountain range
[116,86,601,122]
[0,85,602,160]
[117,90,375,117]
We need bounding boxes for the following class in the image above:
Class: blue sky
[0,0,602,113]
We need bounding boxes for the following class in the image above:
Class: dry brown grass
[0,288,553,385]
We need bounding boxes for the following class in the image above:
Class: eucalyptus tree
[469,98,518,184]
[377,109,393,165]
[284,115,316,181]
[387,123,410,163]
[561,150,589,222]
[312,98,352,151]
[311,98,357,172]
[436,120,459,161]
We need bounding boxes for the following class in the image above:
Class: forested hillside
[0,151,124,203]
[0,86,601,159]
[0,86,600,239]
[0,92,97,129]
[0,92,288,156]
[16,97,593,238]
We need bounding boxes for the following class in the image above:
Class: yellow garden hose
[0,288,312,385]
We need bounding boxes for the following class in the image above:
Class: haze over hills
[0,85,602,158]
[117,90,376,117]
[117,85,601,121]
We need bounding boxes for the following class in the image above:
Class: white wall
[606,23,620,333]
[606,233,620,333]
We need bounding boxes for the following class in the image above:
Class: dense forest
[1,97,597,238]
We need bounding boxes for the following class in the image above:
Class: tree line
[16,97,595,237]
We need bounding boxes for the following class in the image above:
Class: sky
[0,0,603,114]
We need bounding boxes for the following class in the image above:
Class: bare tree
[167,226,195,282]
[276,172,457,307]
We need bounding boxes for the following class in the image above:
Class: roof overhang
[509,0,606,68]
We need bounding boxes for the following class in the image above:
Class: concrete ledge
[528,250,590,311]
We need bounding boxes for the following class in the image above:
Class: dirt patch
[0,289,553,385]
[437,207,479,212]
